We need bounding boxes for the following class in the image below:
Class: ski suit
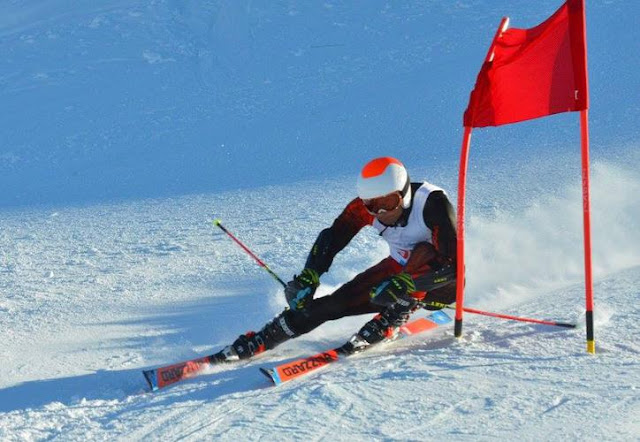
[282,181,457,335]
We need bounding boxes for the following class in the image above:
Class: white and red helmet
[356,157,411,209]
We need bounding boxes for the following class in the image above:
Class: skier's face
[363,192,404,225]
[374,203,403,225]
[362,192,402,215]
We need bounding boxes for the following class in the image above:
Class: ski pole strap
[213,219,287,288]
[422,301,576,328]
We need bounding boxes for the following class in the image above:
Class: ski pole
[212,219,287,288]
[423,301,576,328]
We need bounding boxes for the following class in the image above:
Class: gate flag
[455,0,595,353]
[463,0,588,128]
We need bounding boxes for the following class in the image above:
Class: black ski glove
[285,268,320,311]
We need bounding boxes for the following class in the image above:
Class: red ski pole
[213,219,287,288]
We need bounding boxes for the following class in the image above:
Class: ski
[144,310,452,391]
[143,352,227,391]
[259,310,452,386]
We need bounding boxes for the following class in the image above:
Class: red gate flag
[463,0,588,127]
[455,0,595,353]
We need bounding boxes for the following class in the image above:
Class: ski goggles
[362,192,402,215]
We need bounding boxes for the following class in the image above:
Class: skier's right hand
[285,268,320,311]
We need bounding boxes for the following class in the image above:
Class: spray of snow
[465,158,640,308]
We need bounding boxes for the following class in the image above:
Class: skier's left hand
[285,268,320,310]
[370,272,416,308]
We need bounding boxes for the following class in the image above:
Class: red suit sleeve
[304,198,374,275]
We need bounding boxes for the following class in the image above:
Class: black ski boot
[221,313,298,361]
[342,301,416,354]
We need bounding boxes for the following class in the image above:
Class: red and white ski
[143,310,452,391]
[259,310,452,386]
[143,353,226,391]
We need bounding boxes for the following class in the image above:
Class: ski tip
[143,369,159,392]
[259,367,279,386]
[212,218,222,226]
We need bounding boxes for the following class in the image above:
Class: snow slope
[2,157,640,440]
[1,0,639,440]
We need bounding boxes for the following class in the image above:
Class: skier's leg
[354,297,421,348]
[222,257,401,360]
[350,273,426,349]
[285,257,403,334]
[354,270,458,348]
[225,311,299,360]
[421,282,457,310]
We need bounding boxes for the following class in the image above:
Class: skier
[220,156,458,360]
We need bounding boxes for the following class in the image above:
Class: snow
[1,1,640,440]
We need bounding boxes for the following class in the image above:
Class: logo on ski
[280,351,339,377]
[260,311,452,386]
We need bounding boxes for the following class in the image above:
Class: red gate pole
[580,109,595,354]
[455,126,472,337]
[455,17,509,338]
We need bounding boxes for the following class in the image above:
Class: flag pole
[572,0,594,354]
[580,110,595,353]
[455,126,472,337]
[455,17,509,338]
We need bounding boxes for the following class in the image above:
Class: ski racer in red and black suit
[220,157,458,360]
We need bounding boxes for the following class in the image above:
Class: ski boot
[218,313,298,361]
[342,303,414,355]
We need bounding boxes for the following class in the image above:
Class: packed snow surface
[1,1,639,440]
